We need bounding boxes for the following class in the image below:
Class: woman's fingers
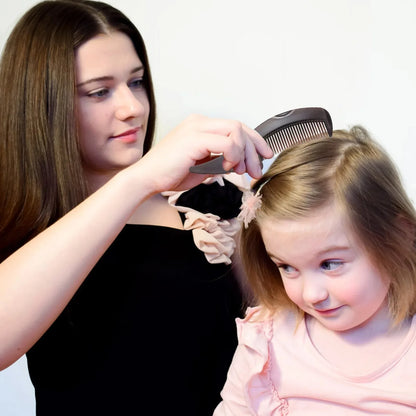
[183,115,273,177]
[138,115,273,192]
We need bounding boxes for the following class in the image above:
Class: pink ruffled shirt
[214,307,416,415]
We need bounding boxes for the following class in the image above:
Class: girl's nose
[302,276,328,306]
[115,86,145,120]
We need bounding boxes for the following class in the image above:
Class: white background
[1,0,416,414]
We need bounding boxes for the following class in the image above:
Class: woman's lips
[111,128,139,143]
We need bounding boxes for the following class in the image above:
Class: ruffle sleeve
[214,307,289,415]
[162,176,246,265]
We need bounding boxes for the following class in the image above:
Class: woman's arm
[0,115,272,370]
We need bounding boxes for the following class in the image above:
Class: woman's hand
[135,114,273,193]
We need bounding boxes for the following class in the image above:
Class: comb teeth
[265,121,329,154]
[189,107,333,174]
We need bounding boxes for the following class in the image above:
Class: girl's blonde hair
[241,126,416,324]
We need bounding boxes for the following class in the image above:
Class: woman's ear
[396,214,416,248]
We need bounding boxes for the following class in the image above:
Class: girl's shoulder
[236,306,299,346]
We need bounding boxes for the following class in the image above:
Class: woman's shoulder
[162,176,247,265]
[174,175,246,219]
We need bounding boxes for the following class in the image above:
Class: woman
[0,1,272,415]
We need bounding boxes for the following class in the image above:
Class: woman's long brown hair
[0,1,156,261]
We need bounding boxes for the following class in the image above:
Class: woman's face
[75,31,150,189]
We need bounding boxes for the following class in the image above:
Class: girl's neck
[306,305,412,375]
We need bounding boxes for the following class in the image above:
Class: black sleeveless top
[26,182,245,415]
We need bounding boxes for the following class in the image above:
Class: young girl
[0,1,272,415]
[214,126,416,414]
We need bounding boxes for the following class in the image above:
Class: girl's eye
[321,260,342,271]
[277,264,297,275]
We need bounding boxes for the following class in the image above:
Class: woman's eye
[87,88,109,98]
[321,260,342,271]
[129,78,144,90]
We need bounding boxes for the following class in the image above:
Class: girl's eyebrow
[76,66,144,88]
[266,253,285,264]
[316,245,351,256]
[266,246,351,263]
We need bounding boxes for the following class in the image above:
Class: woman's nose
[115,86,146,120]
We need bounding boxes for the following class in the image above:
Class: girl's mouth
[314,306,343,316]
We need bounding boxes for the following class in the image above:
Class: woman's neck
[84,168,184,229]
[85,170,118,195]
[127,193,184,229]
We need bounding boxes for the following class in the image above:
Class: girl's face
[260,203,390,333]
[75,31,150,189]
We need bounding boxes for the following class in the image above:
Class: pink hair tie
[238,179,271,228]
[238,189,263,228]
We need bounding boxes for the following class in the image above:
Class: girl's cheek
[282,280,302,305]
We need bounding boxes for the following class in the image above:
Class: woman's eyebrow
[76,75,113,88]
[76,66,144,88]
